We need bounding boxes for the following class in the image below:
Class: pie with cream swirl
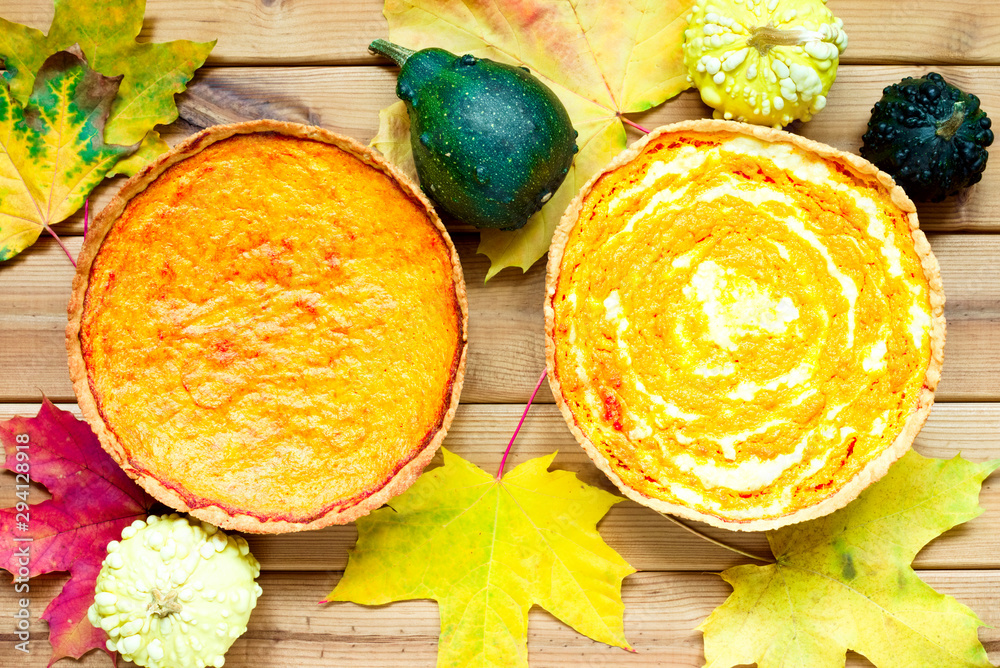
[545,120,944,530]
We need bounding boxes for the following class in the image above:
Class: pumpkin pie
[545,120,944,531]
[67,121,468,533]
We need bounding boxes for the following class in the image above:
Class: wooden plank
[0,3,995,667]
[1,0,388,66]
[45,64,1000,238]
[4,0,1000,66]
[2,402,998,572]
[1,570,997,666]
[1,233,998,404]
[3,233,539,403]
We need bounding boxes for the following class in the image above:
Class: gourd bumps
[683,0,847,128]
[861,72,993,202]
[88,514,262,668]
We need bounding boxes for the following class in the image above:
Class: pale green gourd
[88,514,262,668]
[683,0,847,128]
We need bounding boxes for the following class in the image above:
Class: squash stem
[148,588,183,617]
[936,100,967,140]
[747,24,822,55]
[369,39,415,67]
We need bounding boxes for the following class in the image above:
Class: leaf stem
[656,512,773,563]
[497,368,548,480]
[621,116,652,134]
[45,225,76,268]
[83,198,89,238]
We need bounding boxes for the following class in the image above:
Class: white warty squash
[88,514,263,668]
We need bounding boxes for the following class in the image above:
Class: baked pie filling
[547,122,943,528]
[71,124,467,531]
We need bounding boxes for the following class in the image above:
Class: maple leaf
[700,451,1000,668]
[0,399,157,665]
[0,46,134,262]
[327,449,635,667]
[0,0,215,176]
[0,46,135,262]
[371,0,693,280]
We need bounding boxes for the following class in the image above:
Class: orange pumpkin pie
[546,120,944,531]
[68,121,468,533]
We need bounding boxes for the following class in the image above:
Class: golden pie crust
[67,121,468,533]
[545,120,945,531]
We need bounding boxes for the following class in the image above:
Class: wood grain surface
[2,403,997,574]
[45,65,1000,236]
[3,0,999,65]
[2,234,998,404]
[1,0,998,666]
[1,571,997,667]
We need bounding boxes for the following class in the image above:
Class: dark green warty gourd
[370,40,578,230]
[861,72,993,202]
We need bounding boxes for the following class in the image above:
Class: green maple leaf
[0,47,134,262]
[371,0,693,280]
[0,0,215,176]
[701,451,1000,668]
[327,449,635,667]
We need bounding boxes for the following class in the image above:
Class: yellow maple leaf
[701,451,999,668]
[326,449,635,667]
[371,0,694,279]
[0,0,215,177]
[0,47,134,262]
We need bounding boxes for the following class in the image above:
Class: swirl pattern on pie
[68,121,467,533]
[545,120,944,530]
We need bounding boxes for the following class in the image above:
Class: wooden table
[1,1,998,666]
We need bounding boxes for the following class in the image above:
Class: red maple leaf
[0,399,156,666]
